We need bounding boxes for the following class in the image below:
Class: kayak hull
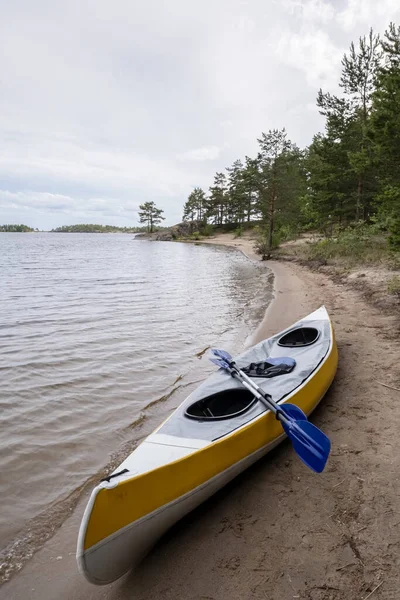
[79,434,284,585]
[77,306,338,584]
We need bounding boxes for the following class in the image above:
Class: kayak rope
[100,468,129,483]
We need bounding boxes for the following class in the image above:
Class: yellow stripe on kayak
[84,329,338,551]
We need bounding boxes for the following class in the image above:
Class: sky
[1,0,400,229]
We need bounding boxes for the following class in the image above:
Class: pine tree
[207,173,227,225]
[339,28,381,220]
[182,195,196,222]
[182,188,207,229]
[307,126,356,228]
[277,145,307,230]
[370,23,400,247]
[226,159,247,224]
[310,31,381,227]
[256,129,292,254]
[242,156,261,222]
[311,93,361,226]
[138,201,165,233]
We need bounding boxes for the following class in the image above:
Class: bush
[388,217,400,251]
[305,225,389,265]
[254,238,269,260]
[277,224,299,242]
[199,223,214,237]
[254,229,280,259]
[388,275,400,296]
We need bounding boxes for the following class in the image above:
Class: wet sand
[2,238,400,600]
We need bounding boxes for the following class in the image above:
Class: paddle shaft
[231,366,330,452]
[228,363,291,427]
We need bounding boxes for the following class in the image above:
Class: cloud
[0,190,75,211]
[1,1,400,228]
[274,29,344,91]
[280,0,335,24]
[337,0,400,32]
[177,146,222,161]
[0,190,138,216]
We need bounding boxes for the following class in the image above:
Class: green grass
[232,226,243,238]
[388,275,400,296]
[279,226,398,269]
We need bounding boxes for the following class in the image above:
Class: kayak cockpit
[185,388,257,421]
[278,326,320,347]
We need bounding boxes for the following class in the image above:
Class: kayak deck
[159,313,331,442]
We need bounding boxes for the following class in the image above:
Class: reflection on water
[0,233,272,557]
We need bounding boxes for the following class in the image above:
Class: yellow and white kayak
[77,306,338,585]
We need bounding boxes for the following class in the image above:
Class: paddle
[210,348,331,473]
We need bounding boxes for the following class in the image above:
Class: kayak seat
[185,388,257,421]
[241,357,296,378]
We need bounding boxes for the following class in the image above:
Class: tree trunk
[358,94,367,222]
[362,180,370,221]
[268,195,275,255]
[355,177,362,221]
[267,161,277,257]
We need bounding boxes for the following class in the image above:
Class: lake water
[0,233,272,578]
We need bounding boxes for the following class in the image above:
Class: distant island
[0,224,148,233]
[0,224,35,232]
[51,224,145,233]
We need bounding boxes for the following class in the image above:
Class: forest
[0,224,35,232]
[181,23,400,255]
[51,224,144,233]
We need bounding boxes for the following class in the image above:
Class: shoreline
[2,244,400,599]
[185,234,322,342]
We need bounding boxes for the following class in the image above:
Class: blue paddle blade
[211,348,233,362]
[209,357,231,371]
[279,405,331,473]
[279,403,307,421]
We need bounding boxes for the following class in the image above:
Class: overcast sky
[1,0,400,229]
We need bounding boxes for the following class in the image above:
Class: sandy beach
[2,237,399,600]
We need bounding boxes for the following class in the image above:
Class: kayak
[77,305,338,585]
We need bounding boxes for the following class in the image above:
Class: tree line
[181,23,400,252]
[0,224,35,232]
[52,224,145,233]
